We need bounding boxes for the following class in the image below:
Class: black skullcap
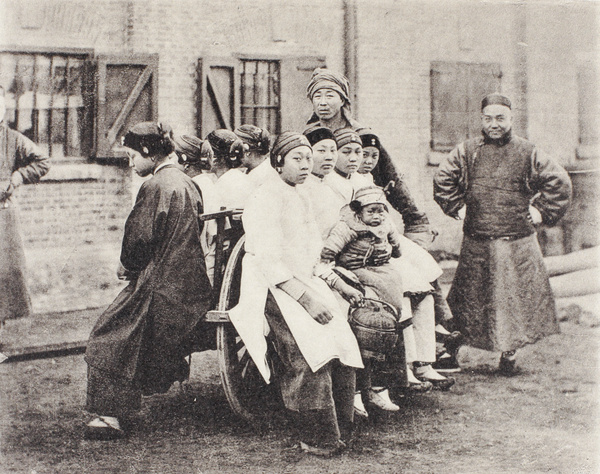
[234,124,271,155]
[173,135,213,164]
[357,128,381,150]
[270,132,312,168]
[303,126,336,146]
[122,122,174,157]
[481,93,511,111]
[334,128,362,149]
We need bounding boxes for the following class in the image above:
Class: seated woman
[234,124,277,192]
[351,131,455,389]
[324,128,362,208]
[327,129,453,392]
[300,126,342,239]
[173,134,219,283]
[85,122,212,439]
[206,129,248,210]
[228,132,363,455]
[358,129,462,370]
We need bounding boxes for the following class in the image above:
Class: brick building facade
[0,0,597,314]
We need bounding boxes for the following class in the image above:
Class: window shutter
[279,56,326,133]
[94,54,158,159]
[431,61,502,152]
[196,58,240,138]
[430,61,469,152]
[466,63,502,138]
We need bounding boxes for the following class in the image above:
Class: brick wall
[17,164,131,314]
[1,0,597,315]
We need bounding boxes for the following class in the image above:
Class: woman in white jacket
[229,132,363,455]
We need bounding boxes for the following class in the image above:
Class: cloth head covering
[173,135,213,165]
[270,132,312,168]
[306,68,351,104]
[234,124,271,155]
[334,128,362,149]
[122,122,174,157]
[303,126,336,147]
[351,185,389,211]
[481,93,512,110]
[357,128,381,150]
[306,68,353,125]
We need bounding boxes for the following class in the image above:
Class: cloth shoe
[299,440,347,457]
[367,388,399,412]
[414,363,455,391]
[353,391,369,418]
[499,351,518,376]
[406,366,434,392]
[85,416,125,440]
[432,352,462,373]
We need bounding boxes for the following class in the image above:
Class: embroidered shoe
[367,388,399,412]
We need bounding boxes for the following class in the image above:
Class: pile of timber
[546,246,600,298]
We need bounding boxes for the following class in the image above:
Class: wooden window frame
[430,61,502,153]
[0,46,94,162]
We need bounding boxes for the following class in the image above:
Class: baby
[320,185,404,414]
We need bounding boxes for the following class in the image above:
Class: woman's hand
[298,291,334,325]
[334,280,364,307]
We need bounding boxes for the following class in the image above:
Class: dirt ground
[1,314,598,473]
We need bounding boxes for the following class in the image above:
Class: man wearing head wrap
[85,122,213,439]
[434,94,572,374]
[305,68,433,245]
[0,85,50,330]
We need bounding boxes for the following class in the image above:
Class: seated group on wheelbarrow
[84,120,455,456]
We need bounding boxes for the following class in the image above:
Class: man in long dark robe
[85,122,212,439]
[433,94,572,373]
[0,85,50,325]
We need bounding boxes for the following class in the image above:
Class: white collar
[153,162,172,175]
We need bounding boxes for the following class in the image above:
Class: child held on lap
[319,186,404,412]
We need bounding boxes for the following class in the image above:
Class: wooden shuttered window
[196,55,325,139]
[94,54,158,159]
[0,49,95,160]
[430,61,502,152]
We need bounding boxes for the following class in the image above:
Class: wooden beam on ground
[545,246,600,277]
[1,341,87,363]
[550,267,600,298]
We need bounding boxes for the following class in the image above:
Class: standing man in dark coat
[0,85,50,325]
[85,122,212,439]
[434,93,572,374]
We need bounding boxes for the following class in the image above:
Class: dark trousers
[264,292,355,444]
[86,366,142,418]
